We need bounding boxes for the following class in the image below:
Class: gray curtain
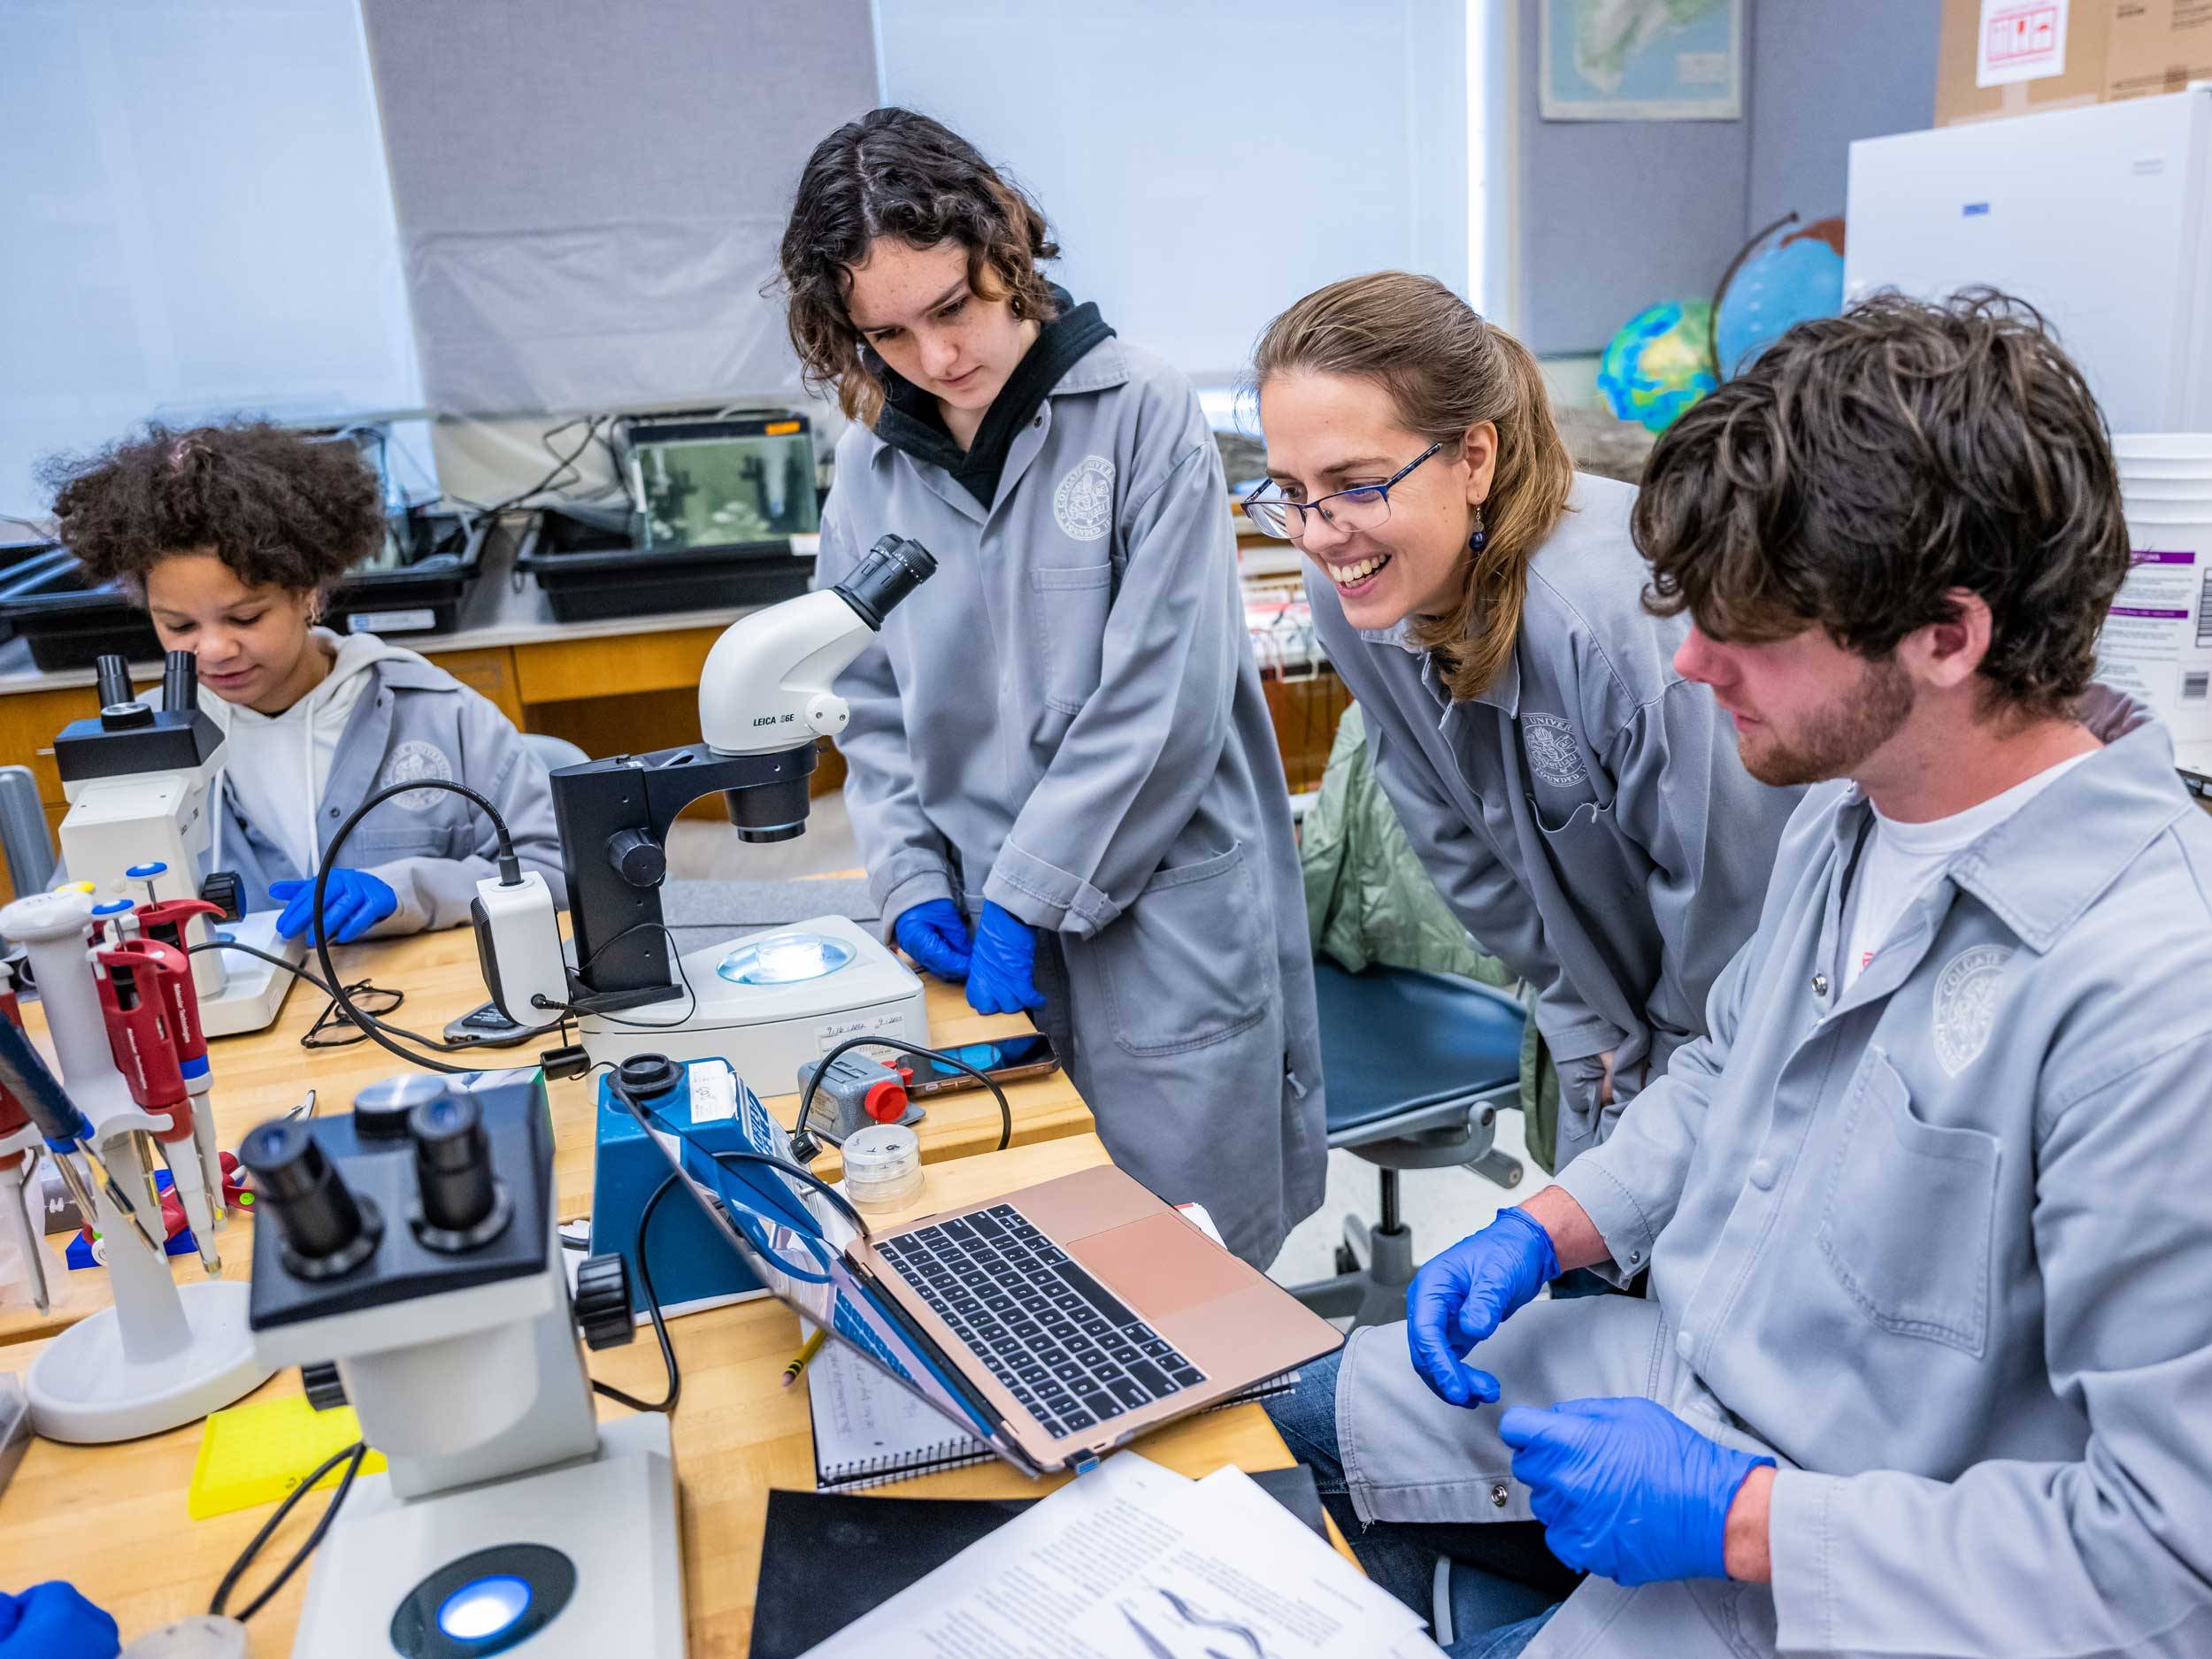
[359,0,879,414]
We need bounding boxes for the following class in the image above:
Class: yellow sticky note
[188,1394,387,1521]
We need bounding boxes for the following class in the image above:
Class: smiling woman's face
[1257,370,1494,631]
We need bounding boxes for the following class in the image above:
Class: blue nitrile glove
[1406,1206,1559,1407]
[0,1581,120,1659]
[964,901,1046,1017]
[892,898,972,980]
[1498,1397,1775,1586]
[271,869,398,945]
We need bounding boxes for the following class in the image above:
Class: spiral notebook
[806,1337,1303,1492]
[807,1335,999,1490]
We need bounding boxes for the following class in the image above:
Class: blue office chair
[1290,960,1527,1328]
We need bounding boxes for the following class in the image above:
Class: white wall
[875,0,1471,384]
[0,0,418,521]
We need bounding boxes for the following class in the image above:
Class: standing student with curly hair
[45,420,565,942]
[775,108,1323,1268]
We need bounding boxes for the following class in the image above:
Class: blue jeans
[1266,1351,1571,1657]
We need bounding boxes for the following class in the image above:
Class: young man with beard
[1266,290,2212,1658]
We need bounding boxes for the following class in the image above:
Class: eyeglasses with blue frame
[1239,442,1444,541]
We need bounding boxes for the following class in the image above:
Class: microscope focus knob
[301,1361,349,1413]
[606,828,667,888]
[803,691,849,737]
[574,1254,636,1350]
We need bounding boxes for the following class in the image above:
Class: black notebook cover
[748,1464,1331,1658]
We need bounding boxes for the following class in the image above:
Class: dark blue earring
[1469,503,1488,555]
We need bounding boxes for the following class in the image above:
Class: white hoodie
[201,628,424,878]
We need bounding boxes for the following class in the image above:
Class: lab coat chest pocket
[1029,564,1116,718]
[1097,843,1273,1056]
[1817,1050,2000,1356]
[1530,797,1640,918]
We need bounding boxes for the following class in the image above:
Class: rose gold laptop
[617,1083,1342,1478]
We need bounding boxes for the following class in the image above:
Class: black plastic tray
[0,512,489,671]
[512,502,818,624]
[323,511,490,638]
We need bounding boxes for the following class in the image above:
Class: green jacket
[1301,704,1566,1172]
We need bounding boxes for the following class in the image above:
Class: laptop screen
[605,1082,1021,1463]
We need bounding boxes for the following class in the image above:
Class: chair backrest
[523,733,590,773]
[0,765,53,895]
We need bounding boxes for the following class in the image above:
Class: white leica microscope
[242,1070,680,1658]
[55,650,301,1034]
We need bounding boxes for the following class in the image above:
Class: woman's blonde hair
[1253,273,1574,701]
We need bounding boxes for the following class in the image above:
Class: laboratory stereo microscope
[242,1071,680,1658]
[55,650,301,1034]
[549,534,937,1077]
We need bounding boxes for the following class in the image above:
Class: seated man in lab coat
[1267,289,2212,1659]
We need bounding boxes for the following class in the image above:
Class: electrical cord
[791,1036,1012,1163]
[588,1171,681,1416]
[183,938,469,1052]
[208,1438,369,1623]
[311,778,526,1075]
[538,918,699,1029]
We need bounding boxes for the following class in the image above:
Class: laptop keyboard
[875,1202,1207,1438]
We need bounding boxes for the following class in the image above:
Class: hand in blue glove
[271,869,398,945]
[1499,1397,1775,1586]
[0,1580,120,1659]
[1406,1206,1559,1407]
[893,899,972,980]
[965,901,1046,1017]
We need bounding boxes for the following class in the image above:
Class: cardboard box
[2105,0,2212,101]
[1936,0,2212,126]
[1937,0,2112,126]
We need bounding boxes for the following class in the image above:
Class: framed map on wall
[1540,0,1744,121]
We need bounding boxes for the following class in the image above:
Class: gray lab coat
[816,337,1325,1266]
[1307,473,1802,1164]
[1333,718,2212,1657]
[196,655,565,933]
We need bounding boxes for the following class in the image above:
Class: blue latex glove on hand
[0,1581,120,1659]
[965,901,1046,1017]
[1499,1397,1775,1586]
[271,869,398,945]
[1406,1206,1560,1406]
[893,899,972,980]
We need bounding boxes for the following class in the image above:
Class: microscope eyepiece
[161,649,199,713]
[241,1118,379,1276]
[833,534,937,630]
[410,1092,500,1238]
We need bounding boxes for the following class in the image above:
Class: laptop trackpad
[1074,1212,1249,1321]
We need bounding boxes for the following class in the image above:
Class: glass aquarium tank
[615,411,820,553]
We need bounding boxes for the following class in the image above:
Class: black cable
[208,1439,369,1623]
[311,779,523,1075]
[791,1037,1011,1162]
[183,938,464,1051]
[589,1171,681,1415]
[535,918,698,1030]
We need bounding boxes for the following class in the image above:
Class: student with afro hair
[46,420,565,942]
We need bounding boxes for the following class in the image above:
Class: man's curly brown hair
[1638,288,2132,719]
[43,420,385,595]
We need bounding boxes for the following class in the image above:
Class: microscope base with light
[196,911,302,1036]
[579,911,926,1079]
[293,1410,682,1659]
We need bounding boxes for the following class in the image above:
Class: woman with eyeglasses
[1248,273,1801,1170]
[774,109,1324,1268]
